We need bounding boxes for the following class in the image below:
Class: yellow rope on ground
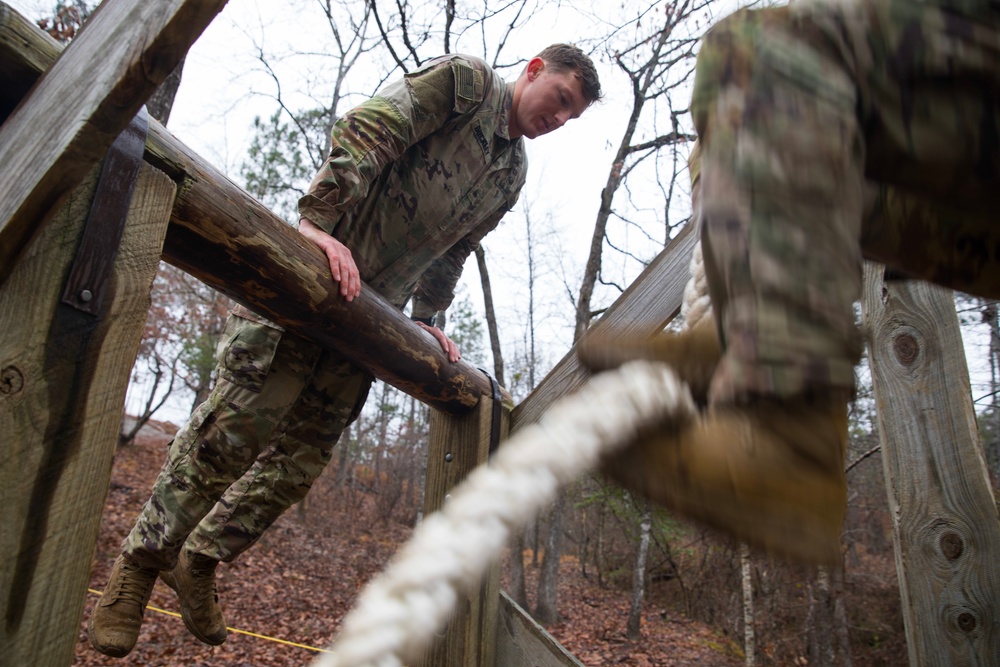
[86,588,329,654]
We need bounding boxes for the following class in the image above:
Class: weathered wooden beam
[511,221,697,431]
[0,0,229,284]
[147,124,494,414]
[861,262,1000,665]
[496,592,585,667]
[419,398,509,666]
[0,1,494,414]
[0,162,176,666]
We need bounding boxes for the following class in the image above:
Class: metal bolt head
[79,289,93,303]
[444,453,454,463]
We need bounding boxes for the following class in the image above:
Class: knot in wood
[1,365,24,396]
[893,333,919,365]
[957,612,977,633]
[940,531,963,560]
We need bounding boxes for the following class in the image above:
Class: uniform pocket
[216,313,284,393]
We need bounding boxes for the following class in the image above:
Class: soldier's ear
[526,57,544,81]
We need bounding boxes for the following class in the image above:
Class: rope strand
[316,239,713,667]
[313,361,697,667]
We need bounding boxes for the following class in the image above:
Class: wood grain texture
[0,163,175,666]
[419,400,509,667]
[496,591,586,667]
[0,0,228,283]
[861,262,1000,666]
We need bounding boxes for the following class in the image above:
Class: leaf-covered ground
[73,422,743,667]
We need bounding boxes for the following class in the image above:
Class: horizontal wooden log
[0,0,229,284]
[147,125,492,413]
[0,1,493,414]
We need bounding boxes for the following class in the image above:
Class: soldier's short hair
[536,43,603,105]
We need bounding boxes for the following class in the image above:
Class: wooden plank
[0,4,496,415]
[860,262,1000,665]
[0,0,228,284]
[511,221,697,432]
[0,162,176,666]
[419,398,509,667]
[496,591,585,667]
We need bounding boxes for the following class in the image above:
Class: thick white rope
[680,240,712,329]
[311,361,697,667]
[312,241,712,667]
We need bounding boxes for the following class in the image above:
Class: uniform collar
[496,81,516,141]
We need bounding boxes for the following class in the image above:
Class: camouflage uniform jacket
[297,54,527,321]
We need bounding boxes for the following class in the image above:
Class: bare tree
[574,0,709,340]
[627,500,653,639]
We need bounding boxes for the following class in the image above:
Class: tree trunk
[475,245,505,387]
[833,567,853,667]
[534,491,567,625]
[740,543,755,667]
[509,530,528,609]
[626,501,652,639]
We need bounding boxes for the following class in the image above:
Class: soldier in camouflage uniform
[580,0,1000,565]
[89,44,602,658]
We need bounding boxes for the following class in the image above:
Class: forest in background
[23,1,1000,665]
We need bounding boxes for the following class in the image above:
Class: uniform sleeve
[409,204,511,321]
[298,59,486,234]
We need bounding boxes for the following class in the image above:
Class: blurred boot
[88,554,158,657]
[160,549,227,645]
[604,391,849,565]
[577,317,721,401]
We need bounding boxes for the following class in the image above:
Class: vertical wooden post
[861,262,1000,665]
[0,162,175,666]
[419,396,509,667]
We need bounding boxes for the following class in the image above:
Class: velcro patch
[455,64,476,102]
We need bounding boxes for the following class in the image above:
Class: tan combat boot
[88,553,158,657]
[577,317,721,401]
[604,392,849,565]
[160,549,228,645]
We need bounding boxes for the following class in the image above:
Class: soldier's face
[511,58,588,139]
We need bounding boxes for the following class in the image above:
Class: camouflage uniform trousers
[123,314,372,570]
[691,0,1000,400]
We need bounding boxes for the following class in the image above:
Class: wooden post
[861,262,1000,665]
[419,396,510,667]
[0,163,176,665]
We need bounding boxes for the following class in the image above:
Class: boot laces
[189,558,220,605]
[114,561,156,607]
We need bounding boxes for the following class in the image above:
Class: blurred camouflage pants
[123,311,372,569]
[692,0,1000,400]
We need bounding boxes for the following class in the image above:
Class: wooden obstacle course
[1,1,998,664]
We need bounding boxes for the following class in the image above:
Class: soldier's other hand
[298,217,361,301]
[415,321,461,362]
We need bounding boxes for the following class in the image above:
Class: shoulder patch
[454,63,484,103]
